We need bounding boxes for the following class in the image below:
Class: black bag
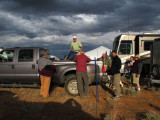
[106,68,112,75]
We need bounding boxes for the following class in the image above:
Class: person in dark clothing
[132,54,142,92]
[110,50,122,100]
[73,51,91,98]
[37,51,55,98]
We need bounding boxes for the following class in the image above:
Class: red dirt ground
[0,77,160,120]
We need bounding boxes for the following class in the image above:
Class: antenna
[128,15,130,41]
[128,15,130,35]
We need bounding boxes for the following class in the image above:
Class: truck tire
[152,64,160,79]
[65,75,78,96]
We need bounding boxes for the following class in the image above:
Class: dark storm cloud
[113,0,160,32]
[3,0,125,15]
[1,0,160,32]
[0,0,160,48]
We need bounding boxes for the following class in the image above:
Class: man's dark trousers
[76,71,89,97]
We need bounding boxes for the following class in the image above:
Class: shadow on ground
[149,104,160,112]
[0,91,96,120]
[100,83,115,96]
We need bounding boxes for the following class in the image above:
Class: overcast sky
[0,0,160,57]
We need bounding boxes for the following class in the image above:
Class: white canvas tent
[85,46,111,60]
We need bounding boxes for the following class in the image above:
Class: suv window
[0,50,14,62]
[18,49,33,62]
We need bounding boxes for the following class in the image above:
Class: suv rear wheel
[65,74,78,96]
[152,64,160,79]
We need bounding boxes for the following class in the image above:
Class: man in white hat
[73,51,91,98]
[70,36,83,52]
[67,36,83,60]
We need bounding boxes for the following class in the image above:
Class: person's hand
[128,63,130,67]
[137,74,140,77]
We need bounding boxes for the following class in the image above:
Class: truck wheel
[65,75,78,96]
[152,64,160,79]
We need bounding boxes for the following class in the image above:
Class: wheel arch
[61,69,76,83]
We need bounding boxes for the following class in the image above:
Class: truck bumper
[150,78,160,84]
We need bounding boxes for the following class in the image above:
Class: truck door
[0,49,16,83]
[15,49,39,83]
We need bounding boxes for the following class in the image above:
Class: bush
[142,111,160,120]
[104,115,112,120]
[151,87,156,92]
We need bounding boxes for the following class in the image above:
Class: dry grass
[1,78,160,120]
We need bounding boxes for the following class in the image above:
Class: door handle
[11,65,14,69]
[32,64,35,69]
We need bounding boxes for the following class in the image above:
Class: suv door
[0,49,16,83]
[15,48,39,83]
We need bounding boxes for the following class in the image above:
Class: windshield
[118,40,133,55]
[113,36,120,52]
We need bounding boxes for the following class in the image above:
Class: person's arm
[107,56,112,68]
[97,57,102,61]
[86,56,91,62]
[137,63,143,75]
[80,46,83,52]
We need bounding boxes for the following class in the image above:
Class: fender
[60,66,76,82]
[54,65,76,83]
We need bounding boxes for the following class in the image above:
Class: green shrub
[151,87,156,92]
[142,111,160,120]
[105,97,114,103]
[124,118,135,120]
[121,87,127,94]
[104,115,112,120]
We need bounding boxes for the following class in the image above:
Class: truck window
[18,49,33,62]
[0,50,14,62]
[144,41,153,51]
[118,40,133,55]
